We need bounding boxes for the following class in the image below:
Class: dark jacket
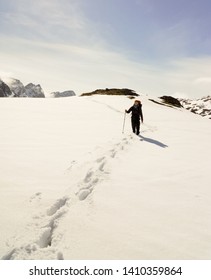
[126,104,143,122]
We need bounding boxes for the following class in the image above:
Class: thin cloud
[0,36,164,94]
[1,0,87,41]
[1,0,211,98]
[1,35,211,98]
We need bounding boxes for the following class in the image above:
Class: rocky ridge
[179,96,211,119]
[149,95,211,120]
[81,88,139,97]
[0,77,75,98]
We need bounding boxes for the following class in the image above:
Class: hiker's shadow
[139,135,168,148]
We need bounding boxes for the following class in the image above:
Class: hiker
[125,100,143,135]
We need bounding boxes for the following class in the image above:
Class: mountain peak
[25,83,45,98]
[0,77,76,99]
[5,78,26,97]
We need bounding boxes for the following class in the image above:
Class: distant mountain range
[0,77,76,98]
[1,77,210,119]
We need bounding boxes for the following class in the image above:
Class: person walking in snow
[125,100,143,135]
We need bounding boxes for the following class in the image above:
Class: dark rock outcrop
[81,88,139,97]
[159,96,183,108]
[0,80,13,97]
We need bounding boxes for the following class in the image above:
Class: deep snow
[0,95,211,260]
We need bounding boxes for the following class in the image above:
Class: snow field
[0,95,211,259]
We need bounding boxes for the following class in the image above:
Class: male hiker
[125,100,143,135]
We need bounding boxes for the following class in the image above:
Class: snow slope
[0,95,211,260]
[179,96,211,119]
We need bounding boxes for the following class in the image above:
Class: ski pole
[122,111,126,133]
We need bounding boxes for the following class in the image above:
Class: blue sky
[1,0,211,97]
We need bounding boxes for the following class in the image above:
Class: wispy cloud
[1,0,211,98]
[0,36,163,95]
[1,0,88,42]
[1,35,211,98]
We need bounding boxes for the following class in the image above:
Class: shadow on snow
[138,135,168,148]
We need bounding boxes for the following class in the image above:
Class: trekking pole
[122,111,126,134]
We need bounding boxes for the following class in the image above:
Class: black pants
[131,117,140,135]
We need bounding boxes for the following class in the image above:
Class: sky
[1,0,211,97]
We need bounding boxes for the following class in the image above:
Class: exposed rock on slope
[149,94,211,120]
[179,96,211,119]
[149,95,183,108]
[81,88,139,97]
[160,96,183,107]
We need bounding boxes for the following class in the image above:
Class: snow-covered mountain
[0,78,45,98]
[5,78,26,97]
[179,96,211,119]
[0,94,211,260]
[0,77,75,98]
[50,90,76,98]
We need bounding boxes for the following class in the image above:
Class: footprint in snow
[77,189,91,201]
[46,197,69,216]
[110,149,117,158]
[96,156,106,163]
[83,170,94,183]
[99,161,107,171]
[29,192,42,203]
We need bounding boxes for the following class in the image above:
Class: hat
[134,100,141,103]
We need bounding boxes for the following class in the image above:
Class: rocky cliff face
[0,78,45,98]
[25,83,45,98]
[1,77,75,98]
[0,80,13,97]
[5,78,26,97]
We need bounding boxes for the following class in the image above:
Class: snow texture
[0,95,211,260]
